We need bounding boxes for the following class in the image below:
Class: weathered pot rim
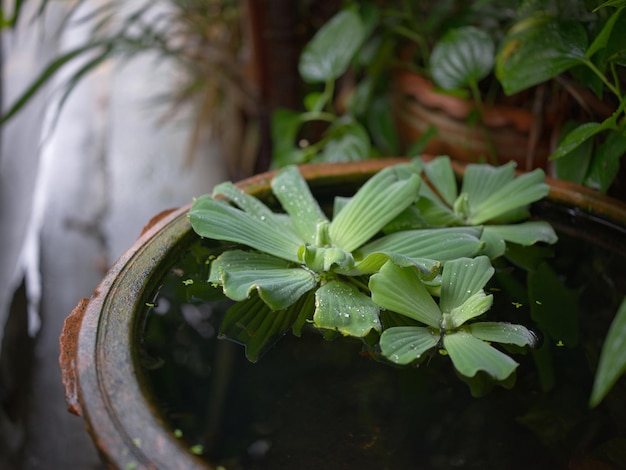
[59,158,626,469]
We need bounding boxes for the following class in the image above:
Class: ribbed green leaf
[329,164,421,251]
[379,326,439,365]
[210,250,317,310]
[590,297,626,407]
[313,280,381,337]
[461,161,516,205]
[468,322,538,347]
[422,155,458,206]
[360,227,483,262]
[468,169,550,225]
[349,252,440,278]
[369,261,441,328]
[440,256,494,313]
[431,26,495,90]
[483,221,558,246]
[188,195,302,262]
[213,181,277,221]
[271,166,328,244]
[444,331,519,380]
[446,291,494,329]
[496,15,587,95]
[299,9,366,83]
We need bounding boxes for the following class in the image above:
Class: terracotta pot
[60,159,626,469]
[392,71,558,172]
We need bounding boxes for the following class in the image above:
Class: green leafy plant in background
[188,156,561,395]
[271,1,523,167]
[2,0,255,167]
[496,0,626,193]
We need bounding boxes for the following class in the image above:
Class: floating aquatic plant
[188,156,557,392]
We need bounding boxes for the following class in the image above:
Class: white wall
[1,1,228,466]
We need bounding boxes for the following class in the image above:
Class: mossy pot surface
[60,159,626,469]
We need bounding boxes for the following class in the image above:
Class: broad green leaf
[468,322,538,347]
[553,121,594,184]
[329,164,421,252]
[440,256,494,314]
[299,9,366,83]
[315,122,371,162]
[483,222,558,246]
[590,297,626,407]
[585,130,626,192]
[271,166,327,244]
[444,331,519,380]
[446,291,494,329]
[210,250,317,310]
[379,326,439,365]
[430,26,495,90]
[422,156,458,206]
[188,196,302,262]
[359,227,484,262]
[369,261,441,328]
[219,293,303,362]
[587,7,625,58]
[468,169,549,225]
[313,280,381,337]
[528,262,579,346]
[366,95,400,155]
[550,121,611,161]
[496,15,587,94]
[270,108,303,164]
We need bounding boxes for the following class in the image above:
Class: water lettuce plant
[188,157,555,394]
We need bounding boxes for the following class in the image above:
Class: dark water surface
[139,200,626,469]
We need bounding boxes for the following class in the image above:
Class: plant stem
[583,57,622,102]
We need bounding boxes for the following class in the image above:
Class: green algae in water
[139,200,626,469]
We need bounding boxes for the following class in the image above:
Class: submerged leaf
[590,297,626,407]
[220,293,311,362]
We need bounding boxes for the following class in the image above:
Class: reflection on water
[140,201,626,469]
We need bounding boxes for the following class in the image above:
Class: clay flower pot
[60,159,626,469]
[392,71,559,172]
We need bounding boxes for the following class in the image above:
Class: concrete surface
[1,1,228,467]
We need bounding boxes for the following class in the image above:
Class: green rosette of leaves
[188,163,485,360]
[387,156,558,258]
[371,256,537,395]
